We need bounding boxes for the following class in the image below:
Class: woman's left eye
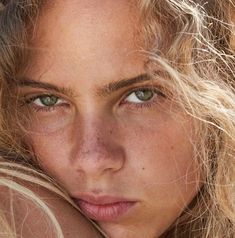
[124,88,162,104]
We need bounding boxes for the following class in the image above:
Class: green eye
[38,95,59,106]
[135,89,154,101]
[27,95,62,108]
[25,94,69,113]
[126,89,155,103]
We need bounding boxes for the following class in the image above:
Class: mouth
[73,195,137,222]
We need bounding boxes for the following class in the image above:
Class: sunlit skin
[0,184,103,238]
[16,1,201,237]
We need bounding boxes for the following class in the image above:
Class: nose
[72,119,125,178]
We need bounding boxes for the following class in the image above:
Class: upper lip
[72,194,135,205]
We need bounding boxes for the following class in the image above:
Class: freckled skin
[20,1,201,237]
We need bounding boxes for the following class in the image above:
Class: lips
[73,195,137,222]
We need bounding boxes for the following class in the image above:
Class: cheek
[122,114,199,198]
[27,108,75,134]
[28,123,74,174]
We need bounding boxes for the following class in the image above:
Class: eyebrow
[16,73,152,97]
[97,74,151,97]
[16,78,74,96]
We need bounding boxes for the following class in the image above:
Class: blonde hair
[0,0,234,237]
[139,1,235,237]
[0,160,67,238]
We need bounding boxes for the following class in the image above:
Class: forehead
[37,0,140,45]
[26,0,145,86]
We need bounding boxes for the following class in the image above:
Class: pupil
[135,90,153,101]
[40,95,58,106]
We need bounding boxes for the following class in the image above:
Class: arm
[0,179,105,238]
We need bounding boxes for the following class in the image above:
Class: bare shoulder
[0,179,104,238]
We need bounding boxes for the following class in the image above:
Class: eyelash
[24,87,165,113]
[24,94,69,112]
[121,87,165,110]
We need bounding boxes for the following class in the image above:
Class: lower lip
[76,200,136,221]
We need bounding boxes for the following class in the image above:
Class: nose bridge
[74,116,125,176]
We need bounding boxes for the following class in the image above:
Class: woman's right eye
[26,94,69,111]
[20,93,74,133]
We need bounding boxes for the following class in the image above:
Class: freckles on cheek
[159,136,195,179]
[28,111,74,134]
[28,125,74,171]
[159,134,200,199]
[126,116,196,181]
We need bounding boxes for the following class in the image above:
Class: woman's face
[17,1,200,237]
